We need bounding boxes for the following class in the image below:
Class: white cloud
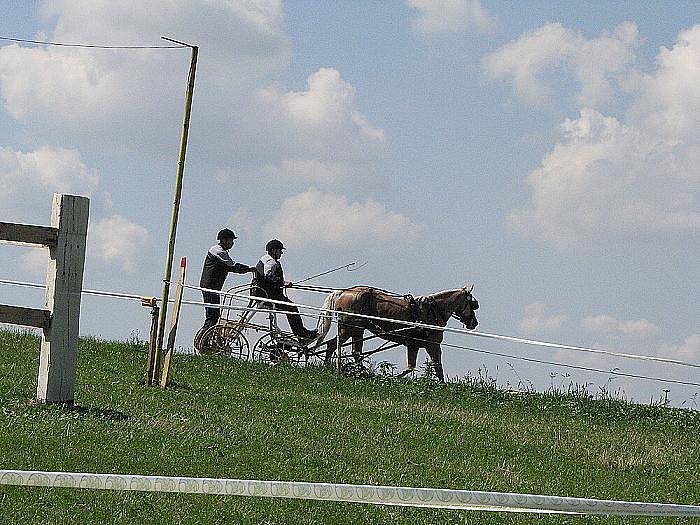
[519,301,567,335]
[89,214,149,274]
[0,5,385,193]
[16,147,99,192]
[508,106,700,246]
[211,68,386,187]
[618,319,660,338]
[262,188,420,248]
[630,25,700,140]
[483,22,639,106]
[228,207,260,236]
[581,314,659,339]
[502,25,700,248]
[257,68,386,162]
[507,22,700,247]
[0,0,290,139]
[580,314,619,333]
[0,146,98,220]
[407,0,495,35]
[658,334,700,362]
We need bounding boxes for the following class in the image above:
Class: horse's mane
[426,284,473,300]
[348,285,472,302]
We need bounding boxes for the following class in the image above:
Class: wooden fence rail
[0,194,89,404]
[0,305,51,329]
[0,222,58,247]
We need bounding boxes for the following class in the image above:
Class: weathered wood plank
[0,304,51,328]
[0,304,51,329]
[37,194,89,404]
[0,222,58,247]
[160,257,187,387]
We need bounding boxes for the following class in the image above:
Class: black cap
[265,239,284,251]
[217,228,237,240]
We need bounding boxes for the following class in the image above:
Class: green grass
[0,329,698,524]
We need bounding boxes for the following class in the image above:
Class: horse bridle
[451,286,477,324]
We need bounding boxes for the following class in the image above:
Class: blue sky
[1,1,698,407]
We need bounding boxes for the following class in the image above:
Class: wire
[3,276,698,371]
[177,281,700,371]
[289,284,339,293]
[276,308,700,389]
[178,299,700,388]
[0,35,186,49]
[404,334,700,389]
[2,277,698,386]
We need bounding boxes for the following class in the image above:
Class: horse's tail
[314,290,343,345]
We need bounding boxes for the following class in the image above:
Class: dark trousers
[202,291,221,332]
[254,287,313,338]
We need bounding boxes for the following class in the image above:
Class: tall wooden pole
[153,38,198,385]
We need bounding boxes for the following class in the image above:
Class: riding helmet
[217,228,237,240]
[266,239,285,251]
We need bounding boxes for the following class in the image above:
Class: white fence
[0,193,89,404]
[1,469,699,517]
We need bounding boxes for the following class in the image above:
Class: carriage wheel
[196,325,250,360]
[252,333,306,365]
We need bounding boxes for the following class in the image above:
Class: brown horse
[315,285,479,382]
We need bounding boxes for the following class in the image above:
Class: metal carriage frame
[193,283,407,368]
[194,283,328,365]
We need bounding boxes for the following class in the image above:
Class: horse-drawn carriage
[193,283,317,364]
[194,282,479,381]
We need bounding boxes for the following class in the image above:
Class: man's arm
[210,245,255,274]
[231,262,256,274]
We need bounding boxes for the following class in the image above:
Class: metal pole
[153,38,198,385]
[144,301,159,386]
[336,326,341,375]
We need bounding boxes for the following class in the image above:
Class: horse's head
[454,285,479,329]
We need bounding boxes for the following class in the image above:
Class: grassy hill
[0,329,698,524]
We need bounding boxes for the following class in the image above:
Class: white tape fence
[2,277,698,389]
[1,470,699,516]
[182,281,700,371]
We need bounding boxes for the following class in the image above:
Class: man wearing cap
[254,239,318,341]
[198,228,256,336]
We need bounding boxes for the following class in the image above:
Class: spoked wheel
[252,333,307,365]
[196,324,250,360]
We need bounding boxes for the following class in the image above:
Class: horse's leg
[351,328,364,363]
[324,337,336,365]
[426,344,445,382]
[325,322,351,365]
[397,344,419,378]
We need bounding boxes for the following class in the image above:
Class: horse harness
[403,294,447,326]
[342,287,469,341]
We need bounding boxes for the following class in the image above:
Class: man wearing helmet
[254,239,318,342]
[198,228,256,336]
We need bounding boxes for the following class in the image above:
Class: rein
[289,284,339,293]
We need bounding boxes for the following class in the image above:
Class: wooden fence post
[36,194,89,404]
[160,257,186,388]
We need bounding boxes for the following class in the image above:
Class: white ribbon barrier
[1,470,699,517]
[185,282,700,371]
[3,276,698,371]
